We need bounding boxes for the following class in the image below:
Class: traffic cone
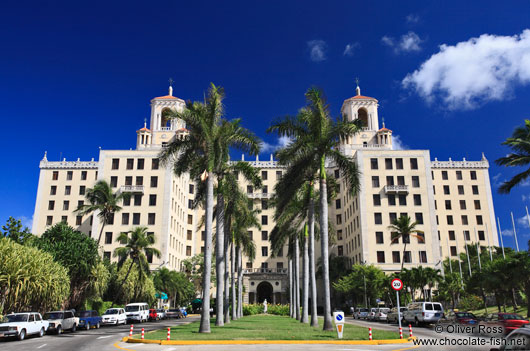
[129,325,133,337]
[369,327,372,341]
[141,328,145,340]
[167,327,171,341]
[399,327,403,339]
[409,324,413,338]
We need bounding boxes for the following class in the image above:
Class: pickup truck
[0,312,49,341]
[43,310,79,334]
[78,310,102,330]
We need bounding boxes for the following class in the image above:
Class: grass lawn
[138,314,400,341]
[469,305,529,317]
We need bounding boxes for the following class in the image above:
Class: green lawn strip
[469,306,528,317]
[137,315,400,340]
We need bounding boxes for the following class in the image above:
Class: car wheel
[96,322,100,329]
[414,318,420,327]
[39,327,45,337]
[57,325,62,335]
[71,324,77,333]
[85,322,90,330]
[18,329,26,341]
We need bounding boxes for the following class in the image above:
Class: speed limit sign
[391,278,403,291]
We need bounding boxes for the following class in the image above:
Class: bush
[458,295,483,311]
[82,298,122,316]
[243,304,264,315]
[268,304,289,316]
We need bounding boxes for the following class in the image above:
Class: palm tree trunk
[288,258,293,318]
[319,159,333,331]
[224,230,230,324]
[294,234,300,321]
[401,242,407,272]
[308,196,318,327]
[215,191,225,326]
[237,245,243,318]
[112,258,135,307]
[301,226,309,323]
[231,238,237,320]
[199,174,214,333]
[96,218,106,245]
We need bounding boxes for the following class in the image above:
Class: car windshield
[126,306,139,312]
[456,312,476,318]
[44,312,64,320]
[504,314,525,320]
[433,304,443,311]
[79,311,92,317]
[104,309,119,315]
[359,309,368,312]
[2,314,29,323]
[380,308,390,313]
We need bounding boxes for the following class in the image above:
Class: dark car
[78,310,102,330]
[166,309,183,319]
[437,310,478,333]
[480,313,529,335]
[148,309,158,321]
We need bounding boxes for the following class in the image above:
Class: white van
[403,302,444,326]
[125,303,149,323]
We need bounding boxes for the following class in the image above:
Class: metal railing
[120,185,145,193]
[243,268,288,274]
[384,185,409,194]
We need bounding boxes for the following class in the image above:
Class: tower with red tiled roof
[148,81,186,147]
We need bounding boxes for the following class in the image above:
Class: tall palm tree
[268,87,361,330]
[112,227,161,304]
[388,216,425,272]
[76,180,130,245]
[496,119,530,193]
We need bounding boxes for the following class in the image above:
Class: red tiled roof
[137,127,150,132]
[378,127,392,132]
[153,95,179,100]
[176,128,189,132]
[351,95,377,100]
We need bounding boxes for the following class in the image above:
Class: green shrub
[268,304,289,316]
[458,295,483,311]
[243,304,264,315]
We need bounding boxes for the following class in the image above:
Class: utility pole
[497,217,506,259]
[511,212,520,252]
[474,227,482,271]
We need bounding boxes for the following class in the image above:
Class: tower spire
[355,77,361,96]
[168,77,174,96]
[144,118,147,129]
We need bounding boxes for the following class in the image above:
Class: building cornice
[39,159,99,169]
[431,158,489,169]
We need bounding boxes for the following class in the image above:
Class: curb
[121,336,417,345]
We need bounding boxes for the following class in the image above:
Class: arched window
[161,108,172,129]
[358,108,368,128]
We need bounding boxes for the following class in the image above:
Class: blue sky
[1,0,530,250]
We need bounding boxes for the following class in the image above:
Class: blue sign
[336,314,343,322]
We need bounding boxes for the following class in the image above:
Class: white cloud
[261,136,292,153]
[501,229,514,237]
[381,32,422,53]
[343,42,360,57]
[18,215,33,230]
[492,172,502,187]
[406,14,420,24]
[402,29,530,110]
[392,135,407,150]
[517,215,530,228]
[307,40,327,62]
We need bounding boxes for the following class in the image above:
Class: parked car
[375,308,391,322]
[367,308,378,321]
[403,302,444,326]
[149,309,159,321]
[437,310,479,332]
[0,312,49,341]
[78,310,102,330]
[166,308,183,319]
[156,309,167,320]
[125,303,149,323]
[43,310,79,334]
[490,325,530,351]
[479,313,529,335]
[101,308,127,325]
[387,307,407,324]
[353,308,369,320]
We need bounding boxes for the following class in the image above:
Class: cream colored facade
[32,84,498,305]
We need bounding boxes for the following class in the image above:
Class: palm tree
[268,87,361,330]
[76,180,130,245]
[496,119,530,193]
[423,267,441,301]
[388,216,425,272]
[112,227,161,304]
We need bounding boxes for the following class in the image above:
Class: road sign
[391,278,403,291]
[333,312,345,339]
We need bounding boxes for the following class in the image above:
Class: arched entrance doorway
[256,282,273,303]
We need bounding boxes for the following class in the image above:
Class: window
[374,213,382,225]
[459,200,466,210]
[261,262,268,269]
[471,185,479,195]
[461,215,468,225]
[112,158,119,169]
[126,158,134,170]
[201,231,205,241]
[146,250,153,264]
[76,216,82,225]
[457,185,464,195]
[396,158,403,169]
[413,194,422,206]
[336,214,342,225]
[404,251,412,263]
[137,158,144,170]
[150,176,158,188]
[415,213,424,224]
[445,200,452,210]
[476,215,483,225]
[149,194,156,206]
[63,185,71,195]
[398,194,407,206]
[262,215,268,225]
[410,158,418,170]
[63,200,69,211]
[247,185,253,194]
[246,262,253,269]
[247,231,253,240]
[371,158,378,169]
[133,213,140,225]
[412,176,420,188]
[443,185,450,195]
[50,185,57,195]
[478,230,485,240]
[447,215,454,225]
[124,176,132,186]
[372,176,380,188]
[262,185,268,194]
[186,246,192,256]
[276,170,282,179]
[189,184,194,194]
[79,185,86,195]
[474,200,481,210]
[278,247,283,257]
[386,176,394,186]
[442,170,448,180]
[464,230,471,240]
[123,196,130,206]
[188,199,193,209]
[388,194,396,206]
[152,158,159,170]
[188,215,193,224]
[392,251,400,263]
[52,171,59,180]
[470,170,477,180]
[456,170,462,180]
[449,230,456,240]
[376,232,384,244]
[377,251,385,263]
[134,194,142,206]
[261,246,268,257]
[419,251,428,263]
[107,213,114,225]
[46,216,53,225]
[187,230,192,240]
[397,176,405,186]
[261,170,268,180]
[148,213,155,225]
[385,158,393,170]
[122,213,129,225]
[450,246,457,256]
[337,230,343,240]
[389,213,397,223]
[105,232,112,244]
[373,194,381,206]
[336,199,341,209]
[136,176,143,186]
[261,231,268,240]
[261,199,268,210]
[80,170,87,180]
[48,200,55,210]
[110,176,118,187]
[67,171,73,180]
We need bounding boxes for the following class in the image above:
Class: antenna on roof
[168,77,174,96]
[355,77,360,96]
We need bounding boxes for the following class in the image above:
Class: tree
[268,87,361,330]
[1,217,33,245]
[333,264,386,307]
[153,268,195,307]
[76,180,130,245]
[388,216,424,272]
[496,119,530,193]
[113,227,161,305]
[113,259,156,305]
[35,222,102,308]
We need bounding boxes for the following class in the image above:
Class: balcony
[120,185,144,193]
[243,268,288,274]
[384,185,409,194]
[247,192,273,199]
